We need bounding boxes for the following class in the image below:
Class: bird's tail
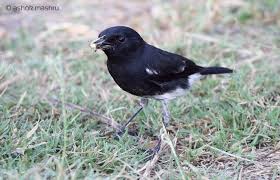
[199,66,233,75]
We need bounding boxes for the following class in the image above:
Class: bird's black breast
[107,59,161,96]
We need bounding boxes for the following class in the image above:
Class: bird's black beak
[90,35,112,51]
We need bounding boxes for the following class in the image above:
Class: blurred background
[0,0,280,179]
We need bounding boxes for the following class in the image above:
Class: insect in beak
[89,35,110,52]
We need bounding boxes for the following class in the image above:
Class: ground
[0,0,280,179]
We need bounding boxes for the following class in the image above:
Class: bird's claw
[113,129,125,140]
[145,138,161,161]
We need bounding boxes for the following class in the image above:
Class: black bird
[90,26,233,154]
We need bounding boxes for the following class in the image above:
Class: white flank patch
[152,88,186,100]
[188,73,202,87]
[145,68,158,75]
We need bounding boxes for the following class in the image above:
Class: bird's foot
[146,138,161,161]
[113,128,125,140]
[114,127,139,140]
[163,121,169,129]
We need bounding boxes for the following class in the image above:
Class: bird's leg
[146,100,170,160]
[115,98,148,138]
[161,100,170,127]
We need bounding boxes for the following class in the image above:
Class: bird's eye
[118,36,125,42]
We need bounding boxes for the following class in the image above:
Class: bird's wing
[145,45,201,82]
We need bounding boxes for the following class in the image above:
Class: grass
[0,0,280,179]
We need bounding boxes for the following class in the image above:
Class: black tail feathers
[199,66,233,75]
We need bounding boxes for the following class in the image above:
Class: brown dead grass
[192,145,280,179]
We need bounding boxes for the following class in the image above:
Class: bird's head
[90,26,145,57]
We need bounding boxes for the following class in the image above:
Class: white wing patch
[146,68,159,75]
[188,73,201,87]
[178,62,186,72]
